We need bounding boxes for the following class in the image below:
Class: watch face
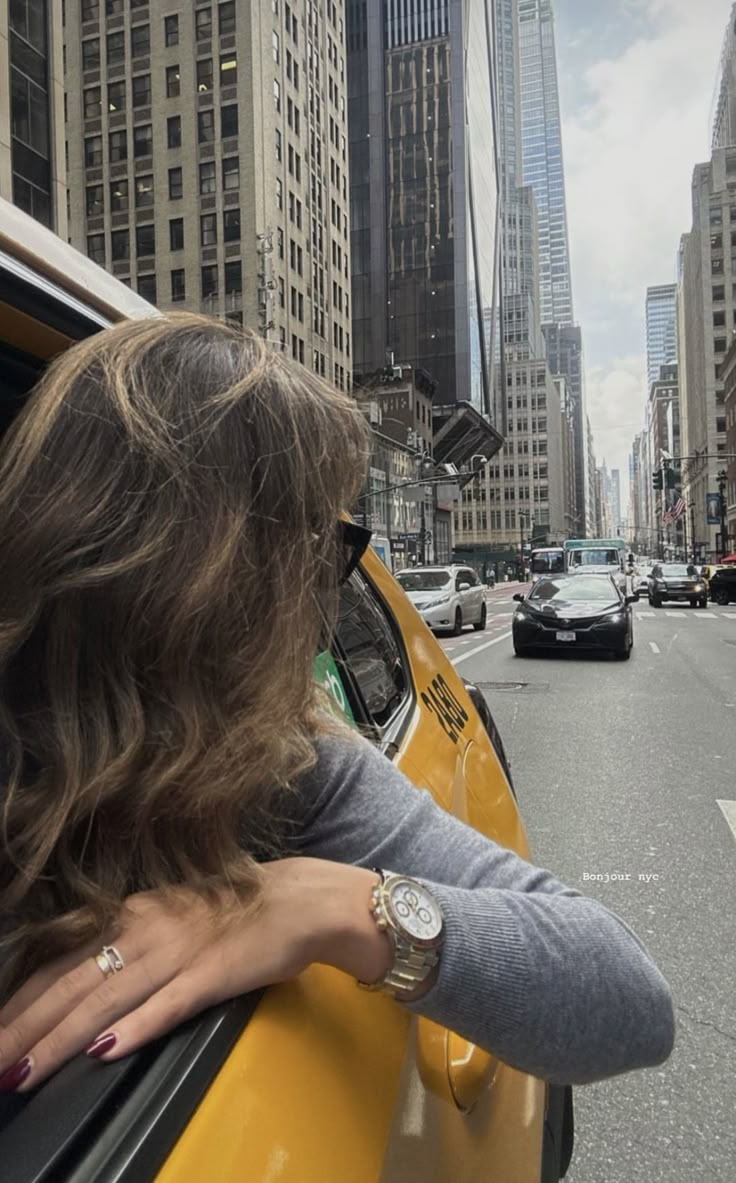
[388,879,443,942]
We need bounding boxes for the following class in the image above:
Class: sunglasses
[339,520,373,584]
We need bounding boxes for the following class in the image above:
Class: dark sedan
[648,563,707,608]
[512,574,637,660]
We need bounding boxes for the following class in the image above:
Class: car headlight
[693,583,704,592]
[431,594,452,606]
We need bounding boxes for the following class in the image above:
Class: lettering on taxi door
[421,673,469,744]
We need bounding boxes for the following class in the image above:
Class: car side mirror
[625,593,639,604]
[458,582,471,591]
[512,593,525,602]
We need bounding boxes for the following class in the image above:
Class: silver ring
[94,944,125,979]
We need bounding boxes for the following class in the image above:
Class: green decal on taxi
[314,651,354,722]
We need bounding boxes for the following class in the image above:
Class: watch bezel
[379,875,444,949]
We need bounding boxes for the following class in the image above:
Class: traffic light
[652,469,663,491]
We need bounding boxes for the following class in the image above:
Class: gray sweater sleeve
[290,731,675,1086]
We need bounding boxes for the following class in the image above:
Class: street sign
[706,493,721,525]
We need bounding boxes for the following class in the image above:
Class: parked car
[635,567,654,596]
[648,563,707,608]
[709,566,736,605]
[512,573,637,661]
[0,197,572,1182]
[395,565,487,635]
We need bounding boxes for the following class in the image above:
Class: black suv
[648,563,707,608]
[709,566,736,605]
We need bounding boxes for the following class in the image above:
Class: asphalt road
[437,590,736,1183]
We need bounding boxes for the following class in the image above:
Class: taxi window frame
[331,565,415,756]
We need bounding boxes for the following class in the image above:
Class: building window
[131,24,150,57]
[86,184,104,217]
[87,232,105,264]
[135,175,154,208]
[201,264,218,298]
[167,115,182,149]
[275,128,282,160]
[224,260,242,294]
[218,1,236,35]
[272,31,280,63]
[225,309,243,327]
[196,7,213,40]
[82,38,101,70]
[137,274,157,303]
[169,217,184,250]
[82,0,100,21]
[110,178,128,211]
[133,73,151,107]
[171,268,186,302]
[200,212,217,245]
[223,208,240,242]
[199,160,216,194]
[273,79,281,113]
[136,223,155,257]
[198,109,215,143]
[275,178,283,209]
[106,0,124,15]
[111,228,129,261]
[277,226,284,257]
[106,30,124,66]
[134,124,153,157]
[222,156,239,190]
[220,53,237,86]
[166,65,180,97]
[168,166,183,199]
[84,134,103,167]
[84,86,102,120]
[107,80,125,112]
[164,15,179,46]
[221,104,238,139]
[197,58,213,93]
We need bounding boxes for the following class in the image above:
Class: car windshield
[531,552,565,574]
[529,577,618,602]
[569,549,621,567]
[660,565,698,577]
[396,570,451,591]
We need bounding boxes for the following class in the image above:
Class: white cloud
[560,0,734,492]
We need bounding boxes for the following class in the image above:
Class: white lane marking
[722,612,736,618]
[665,611,686,618]
[649,642,661,654]
[716,800,736,847]
[452,631,513,665]
[637,611,655,619]
[694,614,716,620]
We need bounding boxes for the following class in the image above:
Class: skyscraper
[1,0,67,234]
[517,0,573,326]
[711,1,736,149]
[64,1,351,388]
[348,0,501,417]
[646,284,677,388]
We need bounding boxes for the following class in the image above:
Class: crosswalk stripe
[722,612,736,619]
[694,614,716,620]
[637,612,654,619]
[665,611,684,618]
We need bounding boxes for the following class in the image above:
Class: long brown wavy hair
[0,313,371,996]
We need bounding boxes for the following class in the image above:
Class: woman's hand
[0,858,391,1092]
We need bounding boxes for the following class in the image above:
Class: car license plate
[556,630,576,642]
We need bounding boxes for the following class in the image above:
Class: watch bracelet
[357,870,442,998]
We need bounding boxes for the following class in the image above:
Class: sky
[552,0,734,506]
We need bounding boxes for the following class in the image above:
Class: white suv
[395,565,487,635]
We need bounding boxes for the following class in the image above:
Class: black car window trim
[0,993,263,1183]
[0,248,111,343]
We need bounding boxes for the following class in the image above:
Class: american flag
[671,495,686,521]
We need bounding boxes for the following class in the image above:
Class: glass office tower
[517,0,573,326]
[348,0,501,416]
[646,284,678,388]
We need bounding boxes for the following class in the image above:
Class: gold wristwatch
[358,869,444,1000]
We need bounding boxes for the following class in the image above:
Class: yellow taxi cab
[0,198,572,1182]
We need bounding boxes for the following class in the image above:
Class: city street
[438,592,736,1183]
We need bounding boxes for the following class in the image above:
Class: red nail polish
[0,1057,32,1091]
[85,1033,117,1058]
